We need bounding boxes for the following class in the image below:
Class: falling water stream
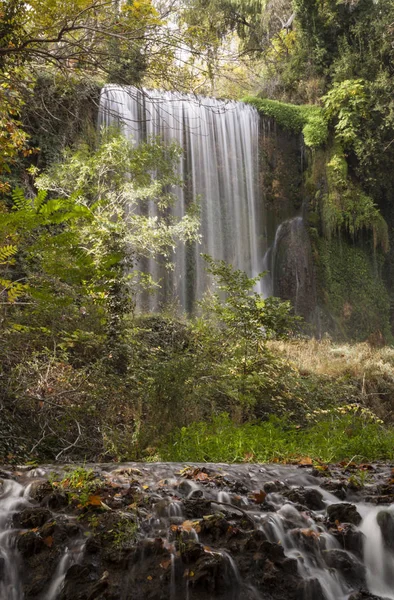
[1,463,393,600]
[99,86,264,311]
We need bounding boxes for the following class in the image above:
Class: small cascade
[0,479,28,600]
[263,216,316,319]
[99,86,264,312]
[360,506,394,599]
[1,463,394,599]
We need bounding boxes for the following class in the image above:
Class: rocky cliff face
[259,116,392,342]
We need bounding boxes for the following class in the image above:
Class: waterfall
[98,85,264,312]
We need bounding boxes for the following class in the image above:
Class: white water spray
[99,85,264,311]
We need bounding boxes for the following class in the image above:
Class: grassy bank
[160,412,394,464]
[2,325,394,464]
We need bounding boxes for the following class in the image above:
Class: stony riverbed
[1,461,394,600]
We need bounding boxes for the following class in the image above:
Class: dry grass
[270,339,394,421]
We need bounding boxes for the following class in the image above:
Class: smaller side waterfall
[263,216,316,319]
[99,85,265,311]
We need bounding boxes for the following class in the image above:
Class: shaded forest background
[1,0,394,464]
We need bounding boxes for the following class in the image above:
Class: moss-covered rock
[244,96,328,147]
[314,237,391,341]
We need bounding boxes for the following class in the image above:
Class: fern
[0,278,29,303]
[12,187,32,212]
[33,189,48,211]
[0,244,17,265]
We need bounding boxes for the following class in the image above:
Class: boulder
[331,523,365,558]
[323,549,365,587]
[327,503,362,526]
[284,487,325,511]
[13,507,52,529]
[376,510,394,552]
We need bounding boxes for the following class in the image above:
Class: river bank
[1,461,394,599]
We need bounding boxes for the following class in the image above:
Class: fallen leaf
[300,529,320,538]
[299,457,313,465]
[147,575,152,581]
[181,520,194,532]
[160,559,171,570]
[43,536,53,547]
[194,472,209,482]
[243,452,255,462]
[87,495,102,507]
[335,520,345,533]
[253,490,267,504]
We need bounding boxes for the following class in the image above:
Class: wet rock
[189,552,230,594]
[65,563,97,582]
[29,480,53,502]
[297,577,327,600]
[244,529,267,551]
[327,503,362,525]
[199,514,231,542]
[289,528,324,554]
[85,535,101,555]
[283,487,325,511]
[331,523,365,558]
[178,480,196,496]
[263,480,288,494]
[320,480,347,500]
[41,491,69,510]
[323,549,365,587]
[17,531,45,557]
[183,498,212,519]
[59,563,103,600]
[376,510,394,552]
[13,507,52,529]
[189,489,204,499]
[180,541,205,564]
[0,469,13,480]
[154,498,171,517]
[348,591,388,600]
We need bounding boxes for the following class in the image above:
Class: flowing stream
[99,86,265,311]
[1,463,394,599]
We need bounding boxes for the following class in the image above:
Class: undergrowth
[161,412,394,464]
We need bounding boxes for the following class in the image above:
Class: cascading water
[262,216,316,319]
[1,463,394,600]
[98,85,265,311]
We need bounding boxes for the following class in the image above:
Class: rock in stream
[0,462,394,600]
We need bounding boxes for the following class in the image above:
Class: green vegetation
[1,0,394,467]
[244,96,328,147]
[54,467,104,507]
[161,412,394,464]
[315,238,391,342]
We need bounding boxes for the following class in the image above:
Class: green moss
[316,238,391,341]
[320,144,389,251]
[243,96,328,147]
